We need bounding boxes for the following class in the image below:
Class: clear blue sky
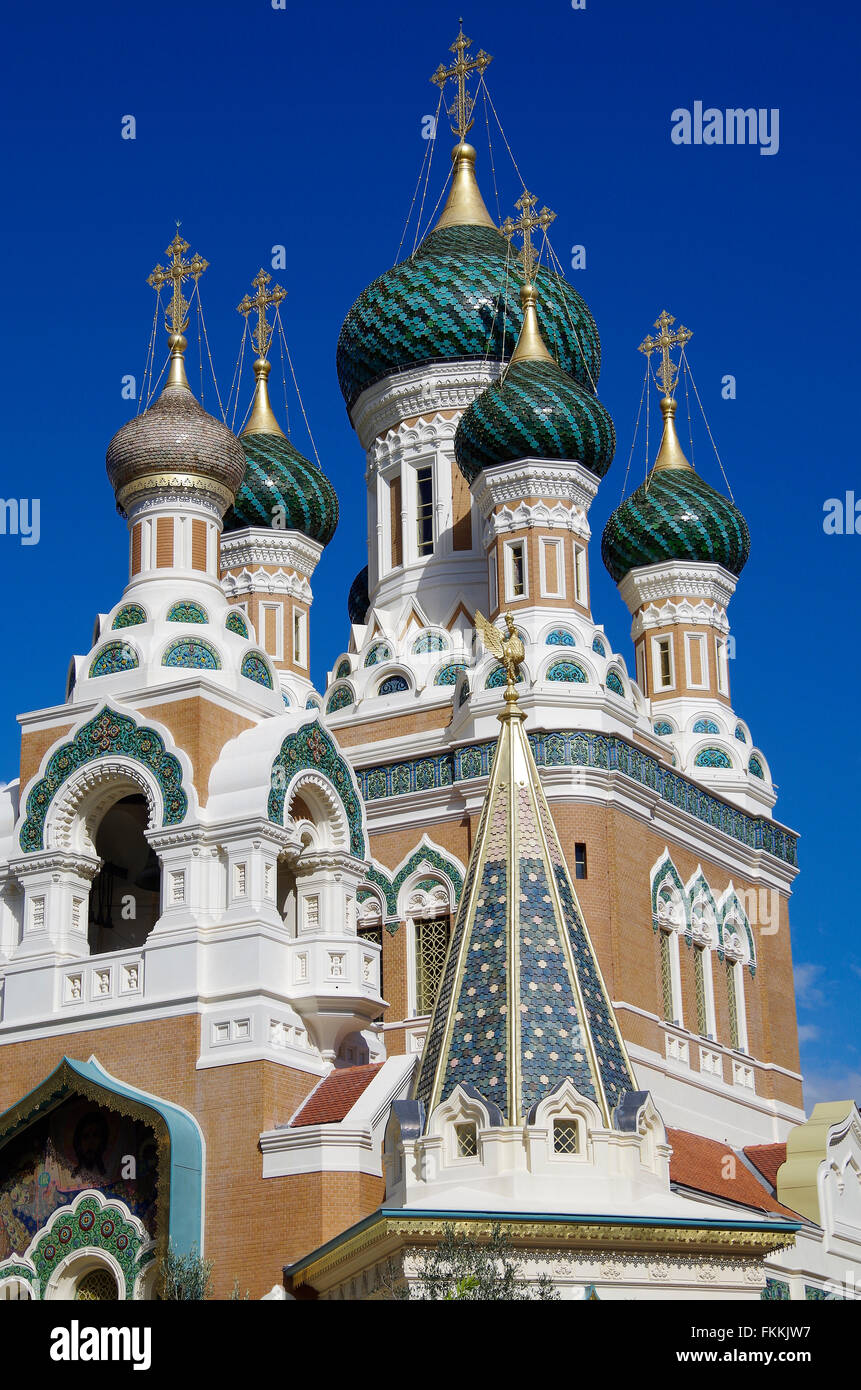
[2,0,858,1108]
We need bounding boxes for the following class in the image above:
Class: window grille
[415,915,450,1015]
[553,1119,579,1154]
[694,945,708,1036]
[726,959,740,1049]
[455,1122,478,1158]
[660,930,674,1022]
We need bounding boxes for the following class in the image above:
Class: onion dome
[107,333,246,514]
[454,283,615,483]
[601,396,750,583]
[336,143,601,411]
[347,565,370,625]
[223,360,338,545]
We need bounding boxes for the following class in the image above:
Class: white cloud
[794,962,826,1010]
[803,1066,861,1110]
[797,1024,820,1044]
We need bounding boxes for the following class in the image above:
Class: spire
[639,309,694,473]
[502,192,557,367]
[146,226,209,393]
[430,24,495,231]
[414,613,636,1126]
[237,269,288,438]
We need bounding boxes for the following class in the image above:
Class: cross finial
[237,268,287,360]
[638,309,693,395]
[430,20,492,140]
[146,230,209,336]
[501,191,556,284]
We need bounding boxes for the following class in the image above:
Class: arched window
[659,928,682,1025]
[88,793,161,955]
[689,879,718,1039]
[405,880,453,1016]
[75,1267,119,1301]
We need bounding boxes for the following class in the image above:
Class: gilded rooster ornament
[475,610,524,703]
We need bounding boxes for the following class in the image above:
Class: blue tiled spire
[414,655,636,1125]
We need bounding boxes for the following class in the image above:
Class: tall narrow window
[574,843,587,880]
[506,540,526,599]
[573,543,587,605]
[636,642,648,695]
[716,638,729,695]
[293,610,307,668]
[416,465,434,556]
[390,475,403,568]
[694,946,708,1036]
[488,552,498,612]
[660,931,674,1022]
[653,636,674,690]
[358,922,383,1005]
[685,632,708,688]
[726,959,747,1051]
[415,914,451,1015]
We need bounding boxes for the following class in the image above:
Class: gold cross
[638,309,693,395]
[430,20,492,140]
[146,225,209,336]
[237,268,287,359]
[501,191,556,284]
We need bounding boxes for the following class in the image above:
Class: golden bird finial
[476,610,525,706]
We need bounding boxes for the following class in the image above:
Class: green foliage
[229,1277,250,1301]
[377,1223,560,1301]
[158,1243,214,1301]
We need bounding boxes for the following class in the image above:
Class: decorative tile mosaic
[693,719,720,734]
[458,678,470,706]
[546,630,575,647]
[240,652,274,688]
[336,658,352,679]
[89,642,139,678]
[336,223,601,410]
[547,660,587,683]
[486,664,525,689]
[326,686,354,714]
[379,675,409,696]
[653,721,674,736]
[365,642,392,667]
[734,724,747,743]
[225,610,249,638]
[111,604,146,630]
[455,357,615,484]
[223,433,338,545]
[29,1194,148,1301]
[695,747,732,769]
[413,633,447,654]
[268,719,365,859]
[356,731,797,865]
[20,707,187,851]
[748,755,765,779]
[166,601,207,624]
[602,467,750,582]
[162,638,221,670]
[361,844,465,918]
[435,662,467,686]
[305,696,320,709]
[591,635,606,656]
[605,670,625,696]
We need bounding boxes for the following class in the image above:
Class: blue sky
[1,0,858,1107]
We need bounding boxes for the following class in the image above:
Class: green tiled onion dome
[337,144,602,413]
[223,433,338,545]
[348,565,370,625]
[454,357,616,484]
[601,400,749,582]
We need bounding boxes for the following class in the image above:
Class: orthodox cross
[147,226,209,335]
[638,309,693,395]
[501,191,556,284]
[237,268,287,359]
[430,20,492,139]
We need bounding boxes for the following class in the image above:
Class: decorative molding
[618,562,738,616]
[471,457,600,515]
[351,361,502,451]
[632,598,730,639]
[219,530,322,577]
[356,731,798,866]
[483,500,590,545]
[269,720,367,861]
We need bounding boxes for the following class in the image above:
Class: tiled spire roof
[414,655,636,1125]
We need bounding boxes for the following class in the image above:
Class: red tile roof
[290,1064,384,1128]
[743,1142,787,1191]
[667,1128,799,1219]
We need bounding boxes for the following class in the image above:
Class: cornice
[219,530,322,575]
[351,361,502,450]
[632,598,730,639]
[483,499,590,545]
[471,457,600,516]
[619,562,738,615]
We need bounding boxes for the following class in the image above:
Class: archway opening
[88,794,161,954]
[75,1266,119,1301]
